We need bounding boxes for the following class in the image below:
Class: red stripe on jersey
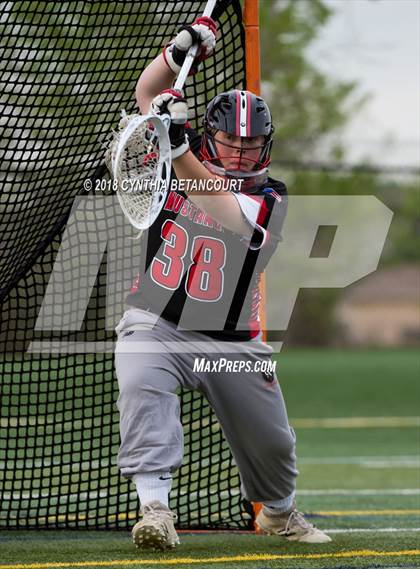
[258,199,269,226]
[247,194,270,226]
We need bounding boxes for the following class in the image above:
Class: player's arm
[135,55,176,115]
[172,151,252,237]
[136,19,252,238]
[150,92,253,237]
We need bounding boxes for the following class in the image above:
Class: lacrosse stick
[107,0,218,231]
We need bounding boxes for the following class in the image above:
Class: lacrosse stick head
[106,113,171,230]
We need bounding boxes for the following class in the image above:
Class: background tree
[260,0,367,162]
[258,0,419,346]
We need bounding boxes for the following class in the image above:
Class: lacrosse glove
[150,89,189,159]
[163,16,217,75]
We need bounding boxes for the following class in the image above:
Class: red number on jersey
[151,221,226,301]
[151,220,188,290]
[187,236,226,301]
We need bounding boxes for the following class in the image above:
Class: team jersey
[126,127,288,341]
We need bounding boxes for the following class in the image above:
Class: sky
[306,0,420,168]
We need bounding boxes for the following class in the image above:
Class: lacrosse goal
[0,0,262,530]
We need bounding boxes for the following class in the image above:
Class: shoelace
[283,510,314,536]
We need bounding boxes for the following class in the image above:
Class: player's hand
[150,89,189,159]
[150,89,187,122]
[163,16,217,75]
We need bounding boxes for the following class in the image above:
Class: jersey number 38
[151,220,226,302]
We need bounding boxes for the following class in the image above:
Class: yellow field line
[314,509,420,516]
[291,416,420,428]
[2,549,420,568]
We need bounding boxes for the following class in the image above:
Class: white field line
[2,488,420,502]
[298,489,420,496]
[299,455,420,468]
[292,416,420,428]
[1,415,419,429]
[299,455,419,463]
[324,527,420,534]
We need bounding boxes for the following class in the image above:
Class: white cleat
[131,500,180,551]
[256,507,332,544]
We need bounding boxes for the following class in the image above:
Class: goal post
[244,0,268,343]
[244,0,267,526]
[0,0,266,531]
[244,0,261,95]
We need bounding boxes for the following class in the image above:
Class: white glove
[150,90,188,122]
[163,16,217,76]
[150,90,189,159]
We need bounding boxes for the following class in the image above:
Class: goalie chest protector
[126,128,287,341]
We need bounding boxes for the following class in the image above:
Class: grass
[278,349,420,418]
[0,348,419,568]
[0,532,419,567]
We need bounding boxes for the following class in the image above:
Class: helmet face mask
[200,90,274,192]
[202,159,270,194]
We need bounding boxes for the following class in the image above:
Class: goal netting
[0,0,255,530]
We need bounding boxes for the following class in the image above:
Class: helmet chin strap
[204,131,221,166]
[202,160,268,194]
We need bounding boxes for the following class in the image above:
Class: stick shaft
[173,0,218,91]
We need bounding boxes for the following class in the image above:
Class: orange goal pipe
[244,0,265,530]
[244,0,261,95]
[244,0,267,343]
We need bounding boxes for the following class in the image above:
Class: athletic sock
[262,492,295,514]
[133,472,172,508]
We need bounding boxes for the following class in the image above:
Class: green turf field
[1,348,419,568]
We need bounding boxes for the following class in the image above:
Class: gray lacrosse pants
[114,307,298,503]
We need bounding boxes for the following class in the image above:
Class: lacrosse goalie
[113,14,331,550]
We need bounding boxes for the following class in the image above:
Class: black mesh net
[0,1,252,530]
